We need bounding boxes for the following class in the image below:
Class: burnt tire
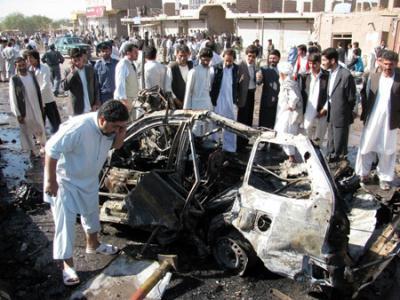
[211,228,257,276]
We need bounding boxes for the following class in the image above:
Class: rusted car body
[98,109,400,298]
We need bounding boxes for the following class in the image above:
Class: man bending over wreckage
[43,100,129,286]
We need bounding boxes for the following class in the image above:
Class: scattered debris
[269,288,293,300]
[70,253,172,300]
[98,110,400,297]
[13,182,45,211]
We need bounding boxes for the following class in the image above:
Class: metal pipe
[98,191,126,199]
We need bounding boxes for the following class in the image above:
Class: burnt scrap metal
[98,109,400,297]
[13,182,44,211]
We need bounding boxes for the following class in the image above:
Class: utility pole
[258,0,264,58]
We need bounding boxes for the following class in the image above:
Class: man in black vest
[165,45,193,109]
[356,50,400,190]
[9,57,46,157]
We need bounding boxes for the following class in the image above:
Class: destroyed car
[99,109,400,298]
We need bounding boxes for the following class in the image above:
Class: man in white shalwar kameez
[355,51,400,190]
[9,57,46,157]
[184,47,213,136]
[210,49,239,152]
[43,100,129,286]
[3,41,18,79]
[274,62,303,162]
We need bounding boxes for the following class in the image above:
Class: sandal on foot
[62,267,80,286]
[86,243,119,255]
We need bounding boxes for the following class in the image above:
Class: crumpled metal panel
[125,171,185,232]
[231,134,334,279]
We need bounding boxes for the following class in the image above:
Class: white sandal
[62,267,80,286]
[86,243,119,255]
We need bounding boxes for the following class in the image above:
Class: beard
[100,128,115,137]
[18,68,28,75]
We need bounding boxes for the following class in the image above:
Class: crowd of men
[4,32,399,186]
[2,31,399,286]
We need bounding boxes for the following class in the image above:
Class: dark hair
[381,50,398,62]
[205,41,216,52]
[199,47,213,58]
[27,49,40,61]
[100,42,111,50]
[353,48,361,56]
[297,44,307,52]
[123,42,138,55]
[321,47,338,62]
[49,44,55,50]
[223,48,235,59]
[308,53,321,63]
[308,46,319,55]
[337,42,343,47]
[144,46,157,59]
[353,42,359,48]
[98,100,129,122]
[15,56,25,64]
[69,48,82,58]
[245,44,258,55]
[176,45,190,54]
[269,49,281,58]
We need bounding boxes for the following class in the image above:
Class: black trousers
[44,101,61,133]
[237,89,255,149]
[259,105,277,129]
[327,123,349,161]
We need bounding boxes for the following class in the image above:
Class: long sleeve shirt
[44,112,115,214]
[144,60,166,90]
[30,64,55,104]
[94,57,118,98]
[114,57,139,101]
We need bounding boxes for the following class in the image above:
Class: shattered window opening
[248,141,312,199]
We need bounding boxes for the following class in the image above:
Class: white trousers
[355,151,396,182]
[51,200,100,260]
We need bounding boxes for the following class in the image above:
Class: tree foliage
[0,13,69,33]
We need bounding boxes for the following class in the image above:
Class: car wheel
[212,229,256,276]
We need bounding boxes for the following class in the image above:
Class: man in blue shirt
[94,42,118,103]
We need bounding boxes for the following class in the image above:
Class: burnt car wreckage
[97,89,400,298]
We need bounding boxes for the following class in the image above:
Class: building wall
[205,6,234,35]
[237,19,313,57]
[163,20,180,35]
[187,20,207,32]
[313,0,325,11]
[163,2,176,15]
[318,13,393,52]
[236,0,258,13]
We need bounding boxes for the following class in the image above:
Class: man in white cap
[274,62,303,163]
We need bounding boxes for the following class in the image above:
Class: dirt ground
[0,61,400,300]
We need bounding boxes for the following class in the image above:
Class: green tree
[0,13,67,34]
[1,12,29,32]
